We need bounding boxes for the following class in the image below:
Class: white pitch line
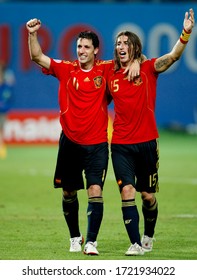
[173,214,197,218]
[159,177,197,185]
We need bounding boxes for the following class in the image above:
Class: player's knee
[141,192,155,206]
[121,184,135,200]
[88,184,102,197]
[62,189,77,198]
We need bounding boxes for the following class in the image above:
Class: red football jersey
[108,58,159,144]
[43,58,113,145]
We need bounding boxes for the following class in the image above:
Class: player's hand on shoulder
[26,18,41,33]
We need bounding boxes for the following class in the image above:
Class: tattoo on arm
[155,57,171,71]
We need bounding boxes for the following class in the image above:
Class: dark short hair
[77,31,99,49]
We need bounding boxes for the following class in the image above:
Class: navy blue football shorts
[53,131,109,191]
[111,139,159,193]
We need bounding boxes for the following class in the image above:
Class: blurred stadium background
[0,0,197,144]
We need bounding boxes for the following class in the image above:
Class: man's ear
[94,48,99,56]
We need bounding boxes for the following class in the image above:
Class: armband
[180,28,191,44]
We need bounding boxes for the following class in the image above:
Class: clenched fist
[26,18,41,33]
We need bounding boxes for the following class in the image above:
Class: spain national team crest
[133,76,143,86]
[94,76,102,88]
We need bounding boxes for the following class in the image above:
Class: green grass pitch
[0,130,197,260]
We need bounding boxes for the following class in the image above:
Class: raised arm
[26,18,51,69]
[154,8,195,73]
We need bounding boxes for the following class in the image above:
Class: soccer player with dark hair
[107,8,195,256]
